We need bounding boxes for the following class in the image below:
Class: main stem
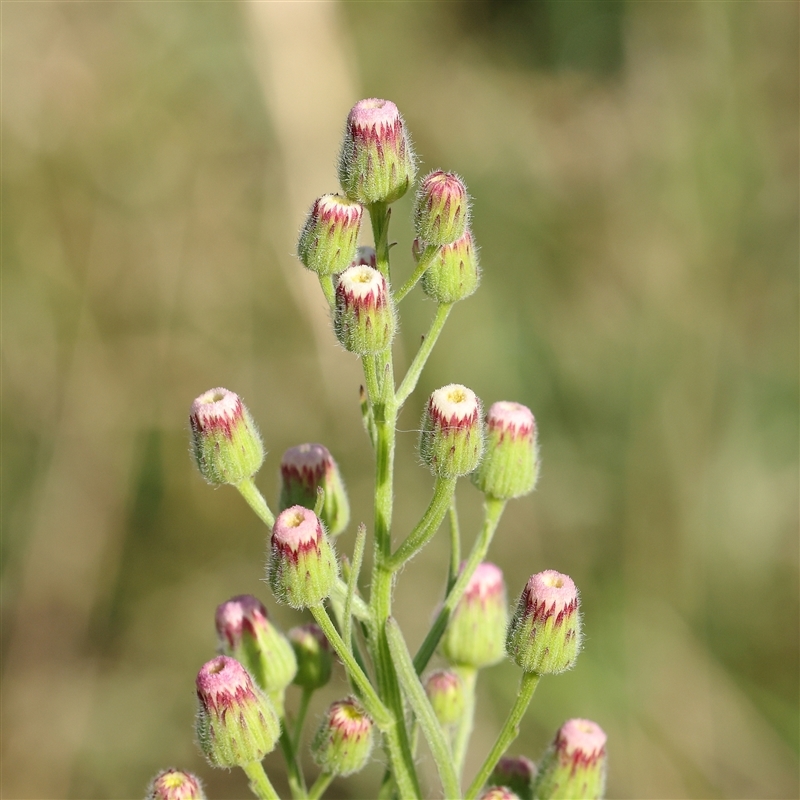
[242,761,280,800]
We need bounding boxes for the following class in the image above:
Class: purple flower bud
[413,170,469,246]
[488,755,537,800]
[479,787,522,800]
[311,697,375,776]
[288,623,333,690]
[189,388,263,485]
[506,571,582,675]
[268,506,338,609]
[146,769,205,800]
[421,228,481,304]
[424,669,466,727]
[351,245,377,268]
[334,264,396,355]
[297,194,363,276]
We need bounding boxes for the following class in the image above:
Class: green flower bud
[506,571,581,675]
[473,401,539,499]
[297,194,363,276]
[424,669,465,727]
[421,229,481,304]
[532,719,607,800]
[189,388,264,485]
[146,769,205,800]
[419,384,484,478]
[279,443,350,536]
[413,170,469,246]
[195,656,280,768]
[268,506,338,609]
[338,98,416,205]
[215,595,297,706]
[311,697,375,776]
[443,562,508,669]
[288,623,333,690]
[480,788,522,800]
[334,264,396,355]
[488,756,537,800]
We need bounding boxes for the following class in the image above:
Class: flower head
[146,769,205,800]
[297,194,363,276]
[413,170,469,246]
[311,697,375,776]
[288,623,334,690]
[334,264,396,355]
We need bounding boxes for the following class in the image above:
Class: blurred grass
[1,2,797,799]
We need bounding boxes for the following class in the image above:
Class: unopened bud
[297,194,363,276]
[421,228,480,304]
[195,656,280,768]
[488,755,537,800]
[189,388,263,485]
[479,788,521,800]
[443,562,507,669]
[338,98,416,205]
[214,595,296,701]
[424,669,465,727]
[279,443,350,536]
[413,170,469,246]
[419,384,484,477]
[146,769,205,800]
[288,623,333,690]
[268,506,338,609]
[311,697,375,776]
[334,264,396,355]
[532,719,607,800]
[473,401,539,499]
[351,245,376,268]
[506,571,581,675]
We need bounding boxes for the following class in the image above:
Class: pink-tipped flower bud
[288,623,333,690]
[424,669,465,727]
[214,595,297,703]
[479,788,522,800]
[488,755,537,800]
[443,562,508,669]
[338,98,416,205]
[419,384,484,478]
[473,401,539,500]
[189,388,264,486]
[297,194,363,277]
[421,228,481,304]
[279,443,350,536]
[506,571,582,675]
[413,170,469,246]
[268,506,338,609]
[532,719,607,800]
[194,656,280,768]
[351,245,377,268]
[334,264,396,355]
[310,697,375,776]
[146,769,206,800]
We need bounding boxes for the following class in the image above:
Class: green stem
[464,672,541,800]
[394,243,440,302]
[368,202,390,278]
[413,497,507,675]
[386,618,462,800]
[363,356,381,407]
[387,475,458,570]
[293,688,313,754]
[242,761,280,800]
[396,303,453,406]
[236,477,275,528]
[307,772,334,800]
[343,523,367,656]
[318,274,335,309]
[453,667,477,778]
[330,577,370,623]
[278,727,307,799]
[448,495,461,592]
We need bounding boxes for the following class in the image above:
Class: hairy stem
[236,478,275,529]
[242,761,280,800]
[396,303,453,406]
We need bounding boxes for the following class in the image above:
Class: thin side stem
[242,761,280,800]
[343,523,367,655]
[293,688,313,753]
[368,202,390,278]
[452,666,477,778]
[396,303,453,406]
[447,494,460,592]
[318,274,335,309]
[307,772,334,800]
[330,578,370,623]
[278,727,307,799]
[394,243,439,302]
[464,671,541,800]
[236,478,275,529]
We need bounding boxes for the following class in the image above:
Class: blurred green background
[2,2,797,798]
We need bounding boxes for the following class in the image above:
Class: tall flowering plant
[149,99,607,800]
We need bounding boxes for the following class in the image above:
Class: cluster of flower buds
[532,719,607,800]
[189,388,263,486]
[334,264,396,355]
[488,755,537,800]
[279,443,350,536]
[268,506,338,609]
[297,194,363,276]
[506,570,581,675]
[311,697,375,776]
[195,656,280,768]
[424,669,466,728]
[443,562,508,669]
[288,622,333,690]
[146,769,205,800]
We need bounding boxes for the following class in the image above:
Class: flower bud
[279,443,350,536]
[268,506,338,609]
[443,562,507,669]
[146,769,205,800]
[506,571,581,675]
[421,228,480,304]
[189,388,263,485]
[532,719,607,800]
[352,245,376,268]
[488,755,537,800]
[479,788,521,800]
[413,170,469,246]
[334,264,396,355]
[424,669,465,727]
[419,384,484,478]
[473,401,539,499]
[297,194,363,276]
[195,656,280,768]
[288,623,333,690]
[338,98,416,205]
[310,697,375,776]
[214,595,297,700]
